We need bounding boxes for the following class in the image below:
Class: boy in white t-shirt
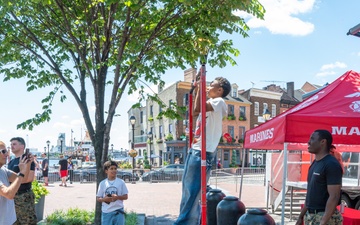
[96,161,128,225]
[175,76,231,225]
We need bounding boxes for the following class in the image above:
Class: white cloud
[53,122,72,129]
[315,71,336,77]
[235,0,316,36]
[320,62,347,71]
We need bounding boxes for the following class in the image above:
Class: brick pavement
[42,181,295,224]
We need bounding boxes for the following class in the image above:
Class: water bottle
[340,202,345,214]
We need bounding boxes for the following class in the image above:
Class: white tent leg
[281,143,288,225]
[239,148,246,200]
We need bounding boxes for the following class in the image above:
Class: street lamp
[129,115,137,184]
[147,131,153,182]
[111,144,114,157]
[46,140,50,164]
[59,137,64,154]
[262,108,271,121]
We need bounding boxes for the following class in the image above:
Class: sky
[1,0,360,152]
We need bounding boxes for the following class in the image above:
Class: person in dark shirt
[58,154,68,187]
[296,130,343,225]
[41,153,49,186]
[7,137,37,225]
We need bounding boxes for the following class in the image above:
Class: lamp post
[263,108,271,121]
[147,131,153,182]
[129,115,137,184]
[111,144,114,158]
[46,140,50,164]
[59,137,64,154]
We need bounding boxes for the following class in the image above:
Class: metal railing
[35,167,265,185]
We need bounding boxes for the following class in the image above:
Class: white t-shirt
[192,97,227,153]
[0,167,16,225]
[96,177,128,213]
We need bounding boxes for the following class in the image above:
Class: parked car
[141,164,184,182]
[72,168,139,183]
[80,161,96,169]
[117,170,139,182]
[73,168,97,183]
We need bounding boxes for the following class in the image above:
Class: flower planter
[35,195,45,222]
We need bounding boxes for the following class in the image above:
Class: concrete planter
[35,195,45,222]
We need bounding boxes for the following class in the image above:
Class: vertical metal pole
[150,133,152,183]
[200,63,207,225]
[47,144,50,166]
[189,90,194,148]
[281,143,289,225]
[132,125,135,183]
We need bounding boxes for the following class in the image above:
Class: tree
[0,0,264,223]
[230,149,237,168]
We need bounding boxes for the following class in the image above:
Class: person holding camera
[7,137,37,225]
[0,141,32,225]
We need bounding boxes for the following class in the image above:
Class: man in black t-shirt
[8,137,37,225]
[58,154,68,187]
[41,153,49,186]
[296,130,342,225]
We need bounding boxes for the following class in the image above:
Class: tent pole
[200,62,207,225]
[281,143,288,225]
[239,148,246,200]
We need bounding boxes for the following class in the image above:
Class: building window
[239,106,246,120]
[228,126,234,139]
[150,105,153,117]
[263,103,268,112]
[232,88,237,97]
[228,104,234,116]
[159,125,163,139]
[183,94,189,106]
[254,102,259,116]
[238,126,245,140]
[272,104,276,118]
[140,111,143,124]
[169,124,173,134]
[169,99,173,109]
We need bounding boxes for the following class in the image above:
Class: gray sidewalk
[42,181,295,224]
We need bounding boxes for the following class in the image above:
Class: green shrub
[32,180,50,204]
[45,208,94,225]
[45,208,138,225]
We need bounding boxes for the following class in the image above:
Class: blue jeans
[101,209,125,225]
[175,149,216,225]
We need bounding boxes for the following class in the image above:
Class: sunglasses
[0,149,8,154]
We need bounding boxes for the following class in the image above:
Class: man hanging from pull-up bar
[175,75,231,225]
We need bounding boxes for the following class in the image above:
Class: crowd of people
[0,76,346,225]
[0,136,129,225]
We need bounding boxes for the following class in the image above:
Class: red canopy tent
[243,70,360,224]
[244,70,360,152]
